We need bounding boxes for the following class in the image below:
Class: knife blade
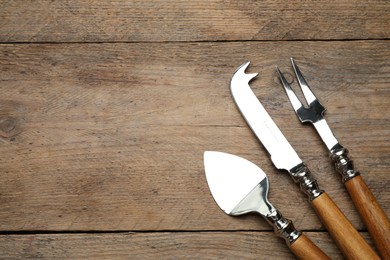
[204,151,330,260]
[230,62,379,259]
[230,63,301,171]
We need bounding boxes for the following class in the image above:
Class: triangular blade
[204,151,266,214]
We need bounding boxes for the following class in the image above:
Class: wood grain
[1,1,390,255]
[311,193,379,259]
[0,232,374,259]
[0,0,389,42]
[289,234,330,260]
[0,41,389,233]
[345,175,390,259]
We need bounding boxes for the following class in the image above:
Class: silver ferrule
[330,143,360,183]
[264,209,301,246]
[289,163,324,201]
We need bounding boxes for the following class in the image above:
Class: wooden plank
[0,41,389,232]
[0,232,374,259]
[0,1,389,42]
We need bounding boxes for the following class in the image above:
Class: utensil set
[204,59,389,259]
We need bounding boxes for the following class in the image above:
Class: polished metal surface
[204,151,270,215]
[203,151,301,245]
[230,62,302,171]
[230,62,323,200]
[276,58,359,182]
[330,144,360,182]
[264,209,301,245]
[290,163,323,201]
[276,58,338,151]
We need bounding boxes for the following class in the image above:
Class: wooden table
[1,1,389,259]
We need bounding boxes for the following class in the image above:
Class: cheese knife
[230,62,379,259]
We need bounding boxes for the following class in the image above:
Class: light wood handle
[345,175,390,259]
[289,234,330,260]
[311,192,380,260]
[330,145,389,258]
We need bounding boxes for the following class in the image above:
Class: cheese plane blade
[204,151,330,260]
[230,62,379,259]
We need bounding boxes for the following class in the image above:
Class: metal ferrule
[264,209,301,246]
[289,163,324,201]
[330,143,360,183]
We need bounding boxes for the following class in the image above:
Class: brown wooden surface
[1,232,375,260]
[0,1,389,259]
[0,0,389,42]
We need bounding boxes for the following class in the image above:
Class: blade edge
[230,63,302,171]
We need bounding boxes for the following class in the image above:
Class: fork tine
[275,65,303,112]
[290,58,317,105]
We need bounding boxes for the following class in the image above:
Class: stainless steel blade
[204,151,273,216]
[230,62,302,171]
[203,151,316,251]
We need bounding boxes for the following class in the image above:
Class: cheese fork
[276,58,390,259]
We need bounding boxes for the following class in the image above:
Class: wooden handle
[345,175,390,259]
[311,192,380,259]
[289,234,330,260]
[330,145,390,258]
